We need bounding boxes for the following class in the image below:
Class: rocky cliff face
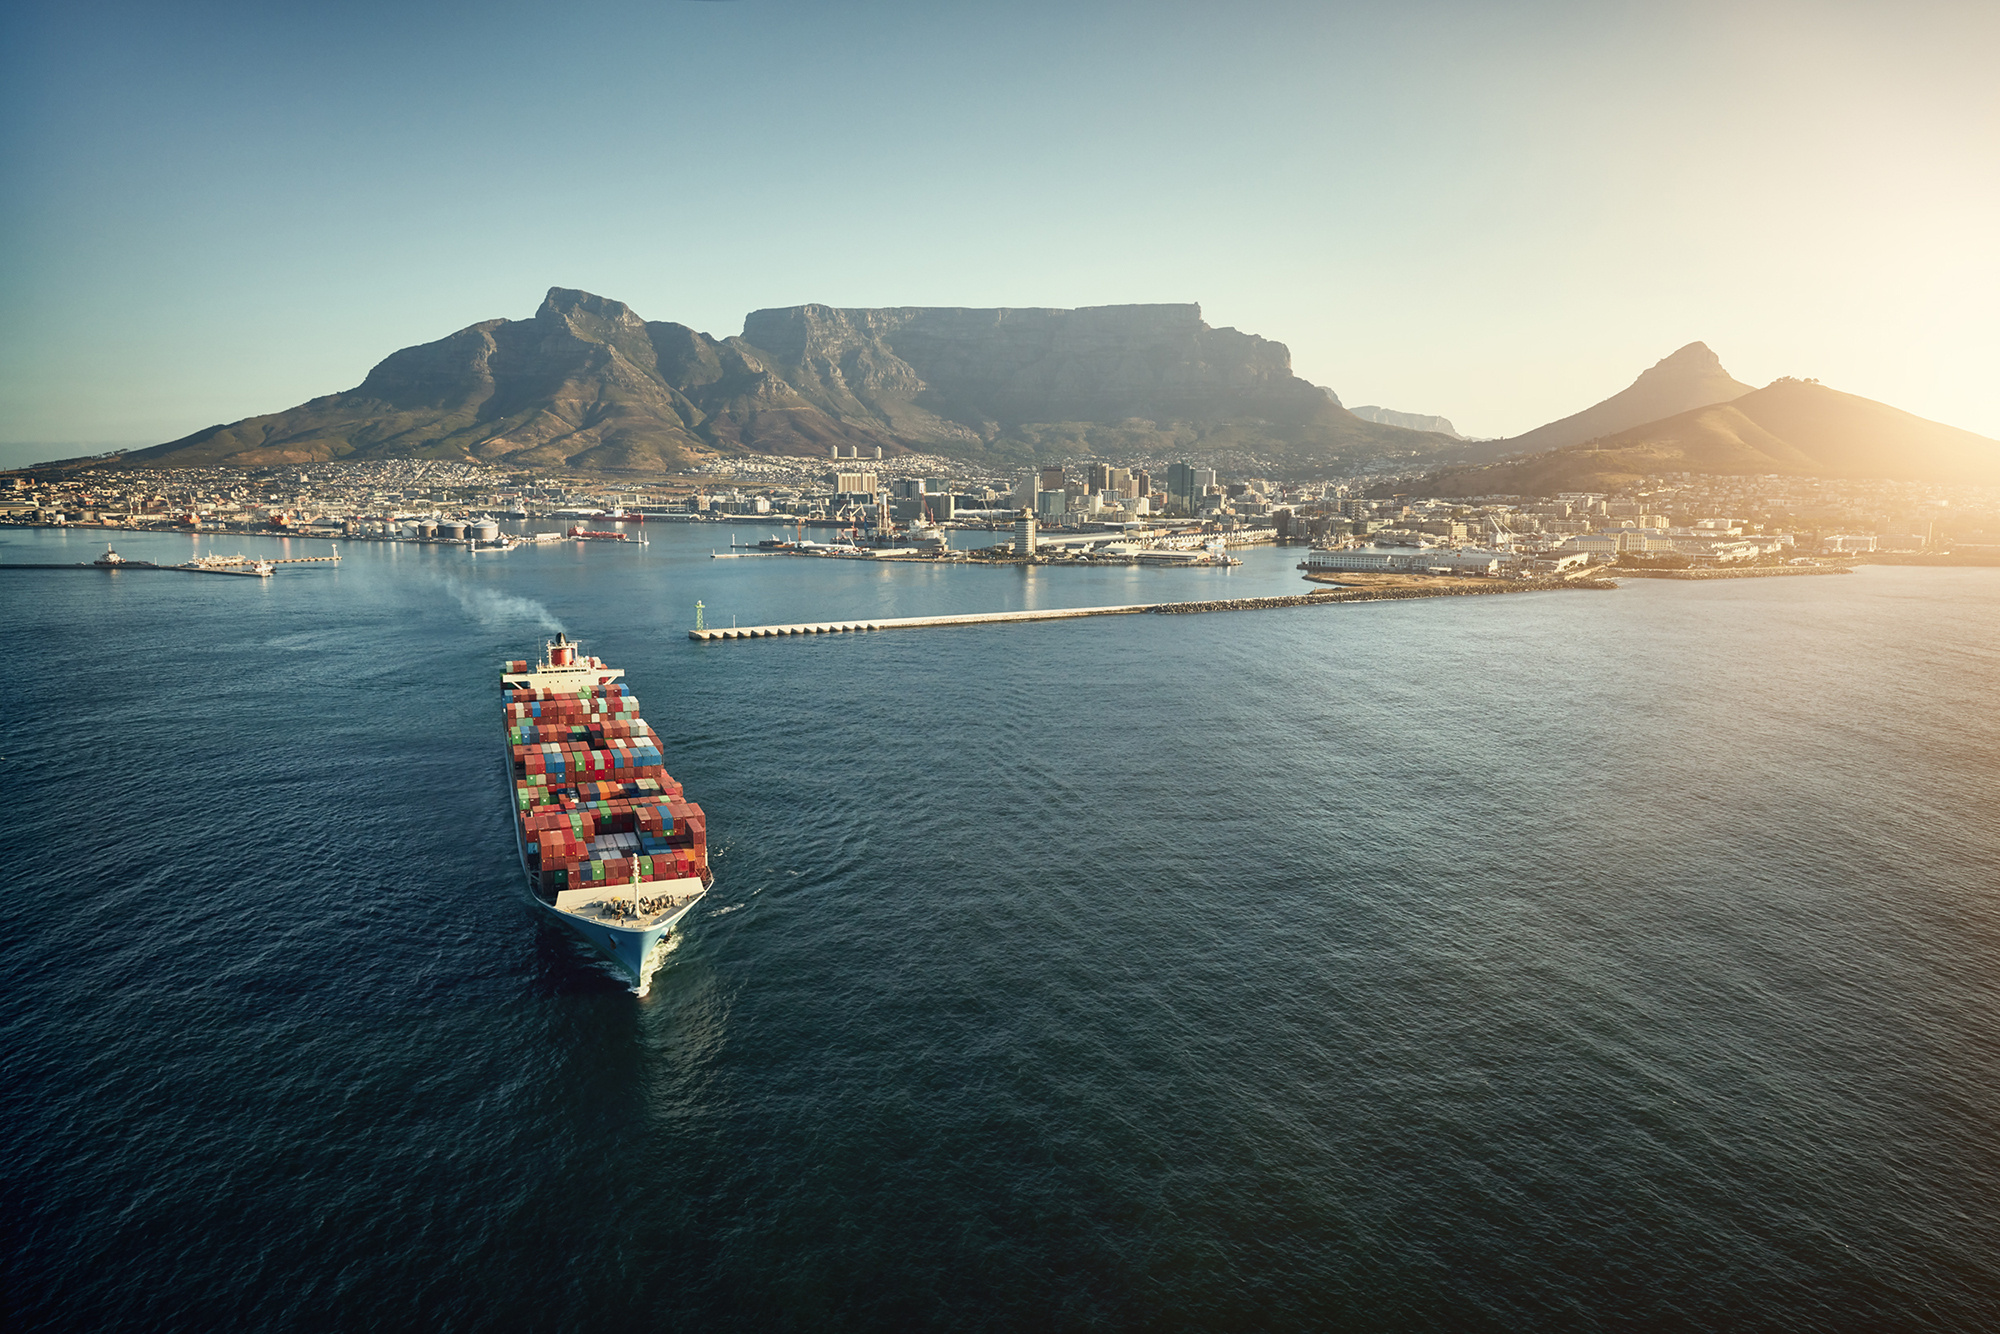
[737,303,1330,439]
[123,289,1456,473]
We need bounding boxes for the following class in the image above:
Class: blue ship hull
[532,894,701,995]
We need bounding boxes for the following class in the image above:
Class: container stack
[505,678,708,901]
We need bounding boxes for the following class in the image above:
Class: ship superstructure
[503,634,710,993]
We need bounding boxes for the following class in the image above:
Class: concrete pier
[688,578,1618,642]
[689,602,1152,640]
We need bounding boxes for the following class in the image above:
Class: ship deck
[552,879,706,930]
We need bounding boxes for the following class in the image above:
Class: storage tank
[416,520,438,539]
[439,521,467,540]
[470,519,500,542]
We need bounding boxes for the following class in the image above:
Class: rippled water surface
[4,525,1998,1331]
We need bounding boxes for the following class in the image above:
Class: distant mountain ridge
[1348,405,1465,439]
[114,289,1463,474]
[1428,377,2000,494]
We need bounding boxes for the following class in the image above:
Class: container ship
[503,634,710,994]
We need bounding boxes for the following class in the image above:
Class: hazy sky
[2,0,1996,466]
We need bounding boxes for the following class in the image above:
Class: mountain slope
[115,289,1461,474]
[124,290,897,472]
[1427,378,2000,494]
[1494,342,1753,457]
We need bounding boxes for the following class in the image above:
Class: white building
[1306,549,1412,572]
[1012,510,1038,555]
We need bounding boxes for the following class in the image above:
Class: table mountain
[116,289,1460,473]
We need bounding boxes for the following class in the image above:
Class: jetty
[0,545,339,578]
[689,576,1616,641]
[690,602,1152,640]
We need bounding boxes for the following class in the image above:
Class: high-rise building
[1108,467,1134,497]
[1166,463,1200,512]
[1134,469,1150,497]
[833,471,879,496]
[1039,466,1067,493]
[1087,463,1111,492]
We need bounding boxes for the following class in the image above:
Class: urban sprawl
[7,450,1996,575]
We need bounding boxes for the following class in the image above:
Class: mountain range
[113,289,1465,474]
[1427,345,2000,494]
[64,291,2000,489]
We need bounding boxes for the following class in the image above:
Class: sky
[2,0,1996,467]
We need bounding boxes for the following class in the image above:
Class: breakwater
[690,578,1616,641]
[690,603,1151,639]
[0,561,167,570]
[1613,565,1853,580]
[1192,577,1616,612]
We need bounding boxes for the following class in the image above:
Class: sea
[4,522,1997,1332]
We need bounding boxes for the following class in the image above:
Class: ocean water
[3,524,1997,1332]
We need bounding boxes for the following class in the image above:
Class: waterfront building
[1306,548,1406,571]
[1013,509,1038,555]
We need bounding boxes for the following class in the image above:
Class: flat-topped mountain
[738,302,1335,441]
[115,289,1460,473]
[1429,377,2000,494]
